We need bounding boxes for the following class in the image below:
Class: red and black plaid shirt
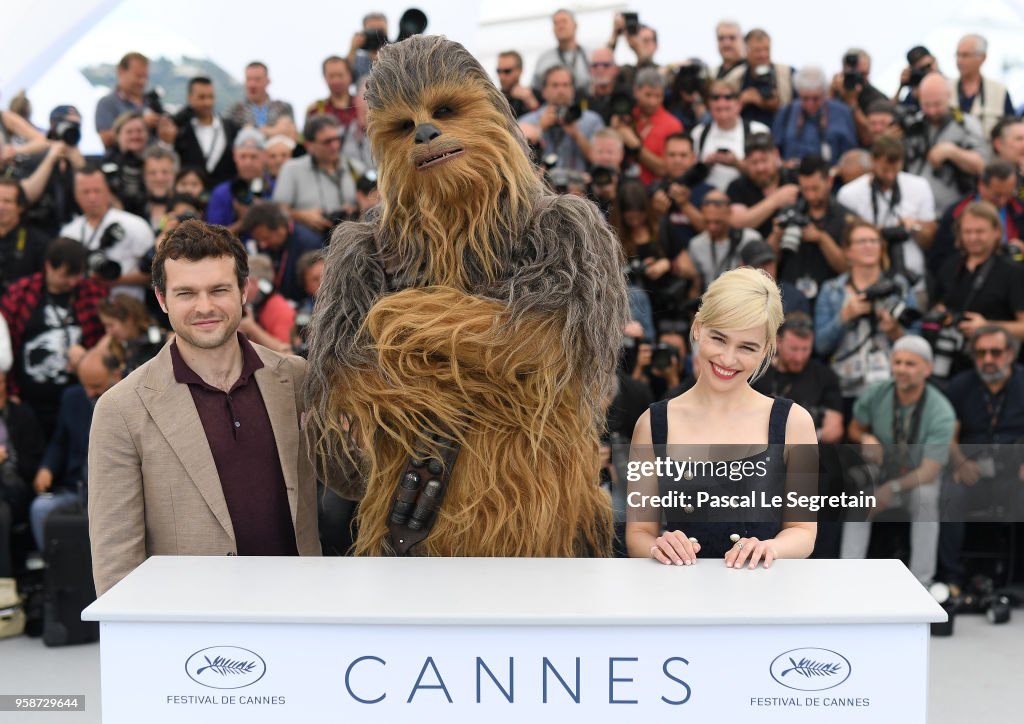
[0,272,107,396]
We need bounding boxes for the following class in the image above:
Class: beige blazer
[88,341,321,595]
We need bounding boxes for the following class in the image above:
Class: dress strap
[649,399,670,451]
[767,397,794,446]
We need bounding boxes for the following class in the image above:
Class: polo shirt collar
[170,332,264,392]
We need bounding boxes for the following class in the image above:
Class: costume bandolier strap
[387,433,461,555]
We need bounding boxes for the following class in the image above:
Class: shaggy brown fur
[304,35,628,557]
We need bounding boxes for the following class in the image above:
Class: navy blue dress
[650,396,792,558]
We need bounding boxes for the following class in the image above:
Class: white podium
[82,557,945,723]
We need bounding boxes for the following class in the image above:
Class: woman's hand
[840,292,872,322]
[644,257,671,280]
[725,536,778,569]
[650,530,701,566]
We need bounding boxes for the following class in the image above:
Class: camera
[622,12,639,35]
[880,225,911,246]
[650,343,680,372]
[54,119,81,146]
[842,53,864,91]
[624,257,648,286]
[230,176,265,205]
[87,251,122,281]
[677,161,710,189]
[589,166,616,187]
[908,65,931,89]
[397,8,428,42]
[608,91,636,118]
[143,87,165,116]
[547,168,587,195]
[921,308,966,378]
[356,170,378,195]
[776,202,811,254]
[751,64,775,99]
[323,209,354,225]
[672,63,706,96]
[861,277,921,328]
[556,103,583,125]
[362,29,387,52]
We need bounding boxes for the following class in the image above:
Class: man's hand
[877,306,898,334]
[709,149,738,167]
[350,31,366,56]
[738,88,762,107]
[954,459,982,486]
[869,480,897,517]
[956,311,987,338]
[801,224,824,244]
[643,257,671,280]
[860,433,884,466]
[611,116,641,148]
[841,293,873,322]
[142,108,161,130]
[0,446,8,465]
[539,105,559,131]
[34,468,53,494]
[509,85,539,109]
[293,207,332,231]
[651,189,672,215]
[770,184,800,208]
[927,142,956,168]
[667,183,691,207]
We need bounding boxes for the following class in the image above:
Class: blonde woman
[627,266,818,568]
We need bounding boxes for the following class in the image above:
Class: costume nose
[414,123,442,144]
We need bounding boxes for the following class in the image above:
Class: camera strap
[983,387,1007,437]
[711,228,743,279]
[891,382,927,473]
[958,255,995,312]
[79,209,111,249]
[869,178,902,227]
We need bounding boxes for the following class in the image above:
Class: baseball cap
[740,240,776,267]
[906,46,932,66]
[234,128,266,150]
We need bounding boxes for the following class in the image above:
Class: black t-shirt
[777,200,851,298]
[102,149,146,217]
[753,360,843,417]
[0,224,49,294]
[727,174,772,238]
[933,253,1024,321]
[15,292,83,408]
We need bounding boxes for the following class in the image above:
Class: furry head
[364,35,542,289]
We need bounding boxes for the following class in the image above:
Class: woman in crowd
[627,267,818,568]
[101,111,149,216]
[97,295,164,375]
[141,146,180,232]
[173,166,209,207]
[815,219,916,418]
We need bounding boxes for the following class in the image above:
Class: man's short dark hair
[639,24,658,44]
[188,76,213,94]
[871,136,904,162]
[982,159,1016,184]
[46,237,88,275]
[246,61,268,74]
[321,55,351,75]
[303,113,340,143]
[798,154,830,179]
[745,28,770,43]
[971,324,1020,357]
[991,116,1023,146]
[779,311,814,339]
[75,163,108,184]
[118,52,148,70]
[296,249,325,286]
[498,50,523,69]
[664,133,693,150]
[866,100,895,117]
[0,177,28,210]
[542,65,573,88]
[151,220,247,296]
[744,132,775,156]
[240,201,289,236]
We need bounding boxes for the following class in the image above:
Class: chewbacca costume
[304,35,628,557]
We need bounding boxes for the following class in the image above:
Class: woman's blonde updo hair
[692,266,783,383]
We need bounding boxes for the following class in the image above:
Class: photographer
[774,67,857,166]
[766,155,851,306]
[990,118,1024,186]
[665,60,709,135]
[239,254,295,353]
[939,326,1024,589]
[837,137,936,283]
[348,12,389,83]
[952,34,1013,137]
[206,129,273,234]
[710,20,747,84]
[630,329,691,402]
[0,178,49,294]
[94,52,162,149]
[532,9,590,92]
[0,105,48,171]
[753,312,844,444]
[101,111,149,217]
[815,220,917,416]
[587,129,623,215]
[140,145,179,232]
[690,79,770,190]
[651,134,711,257]
[683,189,760,291]
[727,132,798,239]
[163,77,239,188]
[830,49,888,148]
[584,48,623,125]
[18,106,87,236]
[611,68,682,185]
[929,202,1024,379]
[496,51,540,119]
[895,46,939,110]
[738,29,793,127]
[519,66,604,173]
[240,201,323,305]
[610,181,670,337]
[0,371,44,578]
[904,73,985,215]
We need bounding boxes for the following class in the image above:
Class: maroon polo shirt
[170,333,298,556]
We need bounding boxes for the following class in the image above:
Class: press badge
[864,348,890,384]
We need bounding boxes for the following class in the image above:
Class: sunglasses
[974,347,1008,359]
[590,62,613,69]
[703,198,729,206]
[496,67,517,75]
[318,135,342,145]
[709,93,737,101]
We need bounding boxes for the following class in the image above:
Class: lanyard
[710,231,740,279]
[80,210,110,249]
[869,179,901,227]
[892,383,927,473]
[982,387,1007,437]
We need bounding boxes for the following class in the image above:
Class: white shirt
[691,119,770,191]
[60,207,155,301]
[837,172,936,279]
[0,312,12,373]
[689,228,761,287]
[192,116,227,175]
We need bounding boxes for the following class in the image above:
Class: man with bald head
[907,72,985,212]
[29,348,121,552]
[950,34,1013,137]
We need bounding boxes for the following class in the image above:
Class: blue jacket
[773,99,856,164]
[814,272,919,358]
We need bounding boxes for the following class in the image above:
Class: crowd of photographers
[0,10,1022,598]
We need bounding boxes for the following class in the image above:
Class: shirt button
[234,421,241,428]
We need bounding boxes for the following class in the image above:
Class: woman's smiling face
[696,324,767,385]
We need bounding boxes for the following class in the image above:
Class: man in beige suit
[88,219,320,595]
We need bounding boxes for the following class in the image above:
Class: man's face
[157,256,244,351]
[266,142,292,178]
[972,332,1013,382]
[44,262,83,295]
[798,172,829,207]
[867,111,897,140]
[118,118,148,154]
[634,84,663,116]
[744,149,777,188]
[188,83,216,118]
[873,156,902,188]
[956,38,984,77]
[542,69,575,107]
[980,175,1016,209]
[716,24,742,63]
[249,223,289,252]
[245,66,270,102]
[709,85,739,126]
[959,212,1000,257]
[119,59,149,96]
[995,122,1024,164]
[496,55,522,92]
[799,88,827,118]
[591,137,624,168]
[74,172,112,217]
[663,139,695,178]
[702,191,731,232]
[746,37,771,67]
[0,185,21,229]
[589,49,617,87]
[919,79,950,123]
[635,27,657,62]
[303,260,325,297]
[323,60,352,98]
[234,146,265,181]
[552,11,575,43]
[143,158,175,197]
[891,350,931,392]
[777,330,812,373]
[310,124,343,165]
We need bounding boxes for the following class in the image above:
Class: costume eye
[399,119,414,133]
[433,105,454,119]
